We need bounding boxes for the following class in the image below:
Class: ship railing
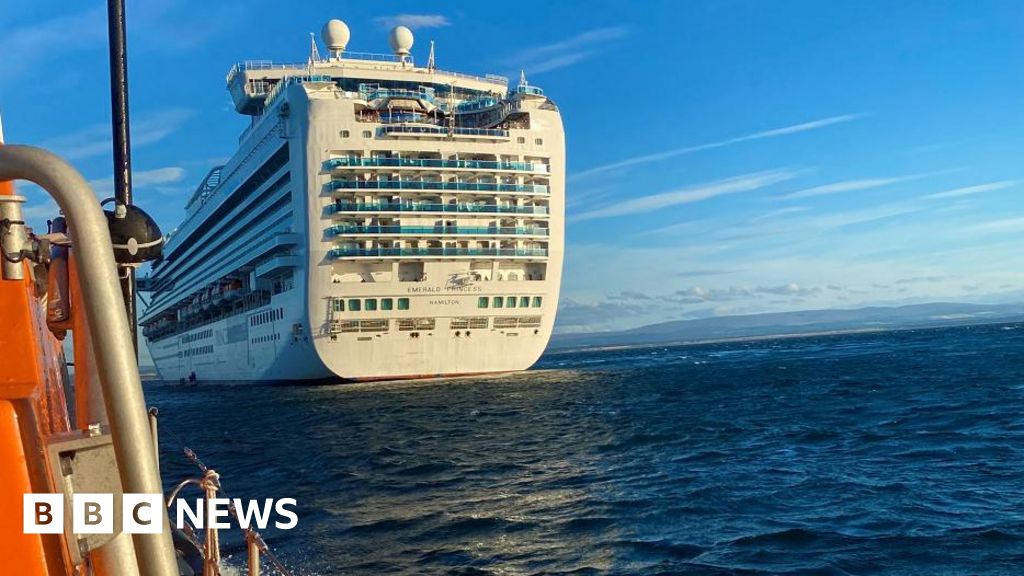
[512,85,545,96]
[326,225,549,237]
[328,247,548,258]
[227,59,507,87]
[263,74,334,109]
[369,112,438,125]
[324,157,549,173]
[456,96,500,112]
[325,202,549,215]
[360,87,436,104]
[380,125,509,138]
[328,180,548,193]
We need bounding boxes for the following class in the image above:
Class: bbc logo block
[24,493,164,534]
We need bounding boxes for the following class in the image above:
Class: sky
[2,0,1024,334]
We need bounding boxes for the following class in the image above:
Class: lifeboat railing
[0,145,180,576]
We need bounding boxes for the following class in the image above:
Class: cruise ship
[140,20,564,382]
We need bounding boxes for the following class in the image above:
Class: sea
[148,321,1024,575]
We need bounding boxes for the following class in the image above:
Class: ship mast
[106,0,138,353]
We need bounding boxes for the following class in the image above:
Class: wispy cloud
[962,217,1024,234]
[373,14,451,29]
[41,109,194,161]
[922,180,1016,200]
[0,6,107,82]
[751,206,811,222]
[571,169,801,222]
[507,26,628,76]
[777,174,926,200]
[570,114,863,182]
[89,167,187,197]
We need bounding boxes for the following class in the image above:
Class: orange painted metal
[0,401,51,576]
[0,148,72,574]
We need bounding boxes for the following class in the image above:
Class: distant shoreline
[546,317,1023,356]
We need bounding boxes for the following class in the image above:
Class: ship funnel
[322,19,350,59]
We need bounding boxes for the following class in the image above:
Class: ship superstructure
[140,20,565,382]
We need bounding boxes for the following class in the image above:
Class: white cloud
[571,169,802,222]
[750,206,811,223]
[373,14,451,29]
[962,217,1024,234]
[777,174,926,200]
[922,180,1016,200]
[507,27,628,76]
[0,6,107,82]
[89,167,187,197]
[570,114,863,182]
[41,109,194,161]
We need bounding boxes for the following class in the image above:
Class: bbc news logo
[24,494,298,534]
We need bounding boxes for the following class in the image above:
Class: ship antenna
[427,40,436,72]
[308,32,322,71]
[0,110,5,143]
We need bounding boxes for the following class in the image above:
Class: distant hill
[550,302,1024,350]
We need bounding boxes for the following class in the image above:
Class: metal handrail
[0,145,180,576]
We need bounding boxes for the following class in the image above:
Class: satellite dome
[388,26,414,56]
[322,19,350,53]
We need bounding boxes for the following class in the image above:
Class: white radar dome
[322,19,351,52]
[388,26,414,56]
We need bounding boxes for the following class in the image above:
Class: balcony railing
[325,202,549,215]
[324,157,549,173]
[328,180,548,194]
[380,125,509,138]
[328,247,548,258]
[326,225,549,237]
[360,87,436,104]
[513,85,545,96]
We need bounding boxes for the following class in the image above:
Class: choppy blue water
[149,322,1024,575]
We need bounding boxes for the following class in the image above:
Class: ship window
[362,130,372,138]
[477,297,489,309]
[397,298,410,310]
[333,299,344,312]
[348,299,361,311]
[340,130,350,138]
[534,138,543,145]
[381,298,393,310]
[493,297,503,308]
[532,296,542,307]
[520,296,530,308]
[365,299,377,311]
[517,137,525,144]
[507,296,517,308]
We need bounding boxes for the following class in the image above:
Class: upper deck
[227,55,508,115]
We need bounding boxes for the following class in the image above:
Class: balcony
[326,225,549,237]
[328,180,549,194]
[323,157,549,173]
[380,125,509,139]
[359,87,436,104]
[325,202,549,215]
[328,247,548,259]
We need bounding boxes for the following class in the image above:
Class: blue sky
[3,1,1024,333]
